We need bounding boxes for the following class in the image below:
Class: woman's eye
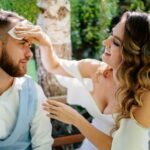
[112,39,121,47]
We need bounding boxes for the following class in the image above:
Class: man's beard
[0,47,29,77]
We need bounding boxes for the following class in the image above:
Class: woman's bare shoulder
[78,59,108,78]
[133,91,150,128]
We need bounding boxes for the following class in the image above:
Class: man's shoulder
[15,75,37,89]
[15,75,46,99]
[21,74,34,81]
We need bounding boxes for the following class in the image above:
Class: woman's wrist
[73,111,87,128]
[40,42,52,52]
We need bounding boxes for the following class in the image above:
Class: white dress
[57,60,150,150]
[111,118,149,150]
[56,60,115,150]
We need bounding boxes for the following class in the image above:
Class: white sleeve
[59,59,82,81]
[57,59,93,106]
[111,119,149,150]
[30,83,53,150]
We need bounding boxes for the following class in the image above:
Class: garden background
[1,0,150,81]
[0,0,150,149]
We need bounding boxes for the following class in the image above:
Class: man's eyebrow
[21,39,28,42]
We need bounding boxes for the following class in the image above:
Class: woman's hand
[43,100,80,125]
[43,100,112,150]
[15,25,51,47]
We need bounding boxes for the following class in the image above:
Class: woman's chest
[91,80,117,114]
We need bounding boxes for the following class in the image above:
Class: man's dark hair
[0,10,24,40]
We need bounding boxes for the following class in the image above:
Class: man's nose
[24,45,33,59]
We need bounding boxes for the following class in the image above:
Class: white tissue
[8,20,32,40]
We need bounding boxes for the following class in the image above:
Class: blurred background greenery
[0,0,38,23]
[0,0,150,80]
[1,1,150,148]
[70,0,150,59]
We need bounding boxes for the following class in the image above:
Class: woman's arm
[43,100,112,150]
[15,25,70,76]
[15,25,107,78]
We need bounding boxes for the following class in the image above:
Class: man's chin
[14,73,26,77]
[15,71,27,77]
[14,67,27,77]
[8,70,27,77]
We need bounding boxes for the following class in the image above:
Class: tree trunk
[36,0,72,97]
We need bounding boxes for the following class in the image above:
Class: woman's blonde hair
[115,11,150,130]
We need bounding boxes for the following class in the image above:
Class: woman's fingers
[42,100,78,125]
[43,106,57,115]
[12,24,51,47]
[15,25,49,45]
[47,113,59,121]
[15,25,41,31]
[15,31,40,39]
[43,100,61,109]
[43,100,65,116]
[15,25,41,36]
[46,99,64,107]
[42,100,65,118]
[43,103,59,113]
[15,27,41,35]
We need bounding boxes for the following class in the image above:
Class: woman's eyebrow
[111,31,122,43]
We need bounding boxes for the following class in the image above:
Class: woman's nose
[102,37,111,48]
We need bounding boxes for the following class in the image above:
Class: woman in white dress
[15,11,150,150]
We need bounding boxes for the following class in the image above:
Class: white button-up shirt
[0,77,53,150]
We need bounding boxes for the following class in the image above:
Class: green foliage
[117,0,150,15]
[1,0,150,60]
[71,0,100,59]
[98,0,119,59]
[71,0,118,59]
[71,0,150,59]
[0,0,38,24]
[0,0,38,80]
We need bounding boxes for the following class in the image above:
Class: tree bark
[36,0,72,97]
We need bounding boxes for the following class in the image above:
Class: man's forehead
[8,20,30,40]
[0,20,20,41]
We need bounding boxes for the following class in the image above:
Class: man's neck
[0,68,14,95]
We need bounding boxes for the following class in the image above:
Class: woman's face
[102,19,126,70]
